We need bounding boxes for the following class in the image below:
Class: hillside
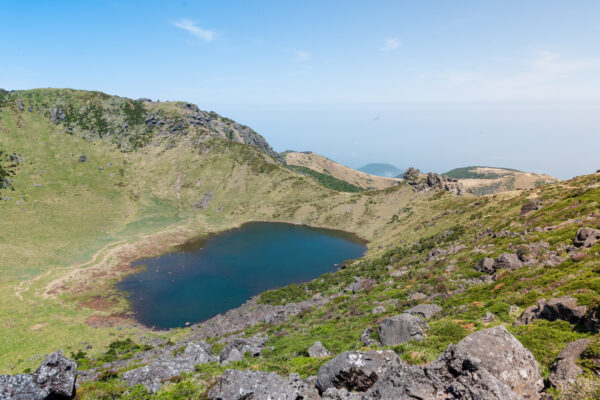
[442,166,560,195]
[284,151,400,190]
[357,163,402,178]
[0,89,598,400]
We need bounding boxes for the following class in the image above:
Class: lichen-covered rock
[209,370,320,400]
[406,303,442,319]
[475,257,495,273]
[316,350,401,393]
[218,336,265,364]
[549,338,591,389]
[493,252,522,270]
[0,351,77,400]
[377,313,428,345]
[515,297,587,326]
[452,326,543,399]
[573,227,600,248]
[308,341,331,358]
[319,326,542,400]
[122,341,216,392]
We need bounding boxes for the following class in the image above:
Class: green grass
[288,165,364,192]
[443,165,520,179]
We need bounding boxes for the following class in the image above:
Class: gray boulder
[123,341,216,392]
[515,297,587,326]
[475,257,496,273]
[316,350,401,393]
[406,303,442,319]
[78,155,86,163]
[378,313,428,345]
[209,370,320,400]
[549,338,591,389]
[0,351,77,400]
[494,253,522,270]
[219,336,266,364]
[521,199,540,215]
[321,326,543,400]
[452,326,543,399]
[573,227,600,248]
[408,292,427,301]
[308,341,331,358]
[17,100,24,111]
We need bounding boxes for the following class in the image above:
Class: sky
[1,1,599,179]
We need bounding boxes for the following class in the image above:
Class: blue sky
[1,1,599,178]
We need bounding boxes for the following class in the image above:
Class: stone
[377,313,428,346]
[480,311,495,323]
[308,341,331,358]
[493,252,522,270]
[316,350,401,393]
[475,257,495,273]
[123,341,216,392]
[402,167,420,181]
[78,155,86,163]
[319,326,543,400]
[450,326,543,399]
[371,306,385,314]
[0,351,77,400]
[218,336,266,364]
[17,100,24,111]
[28,105,33,112]
[515,297,587,326]
[573,227,600,248]
[549,339,591,389]
[209,370,320,400]
[521,200,540,215]
[408,292,427,301]
[359,328,378,346]
[406,303,442,319]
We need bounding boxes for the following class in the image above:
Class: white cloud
[381,38,401,52]
[173,19,214,42]
[293,50,310,62]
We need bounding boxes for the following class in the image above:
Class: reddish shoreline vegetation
[1,89,599,399]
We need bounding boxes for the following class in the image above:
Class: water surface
[117,222,366,329]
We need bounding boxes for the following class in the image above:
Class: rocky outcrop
[316,351,401,393]
[209,369,320,400]
[514,297,587,326]
[192,191,214,210]
[573,227,600,248]
[208,327,543,400]
[475,253,522,274]
[318,326,543,399]
[122,341,216,392]
[407,172,464,196]
[0,351,77,400]
[377,313,428,345]
[548,339,591,389]
[308,341,331,358]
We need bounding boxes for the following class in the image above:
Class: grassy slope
[0,89,418,371]
[284,151,400,190]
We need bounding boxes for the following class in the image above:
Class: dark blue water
[117,222,366,329]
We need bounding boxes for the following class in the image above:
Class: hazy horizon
[2,0,599,180]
